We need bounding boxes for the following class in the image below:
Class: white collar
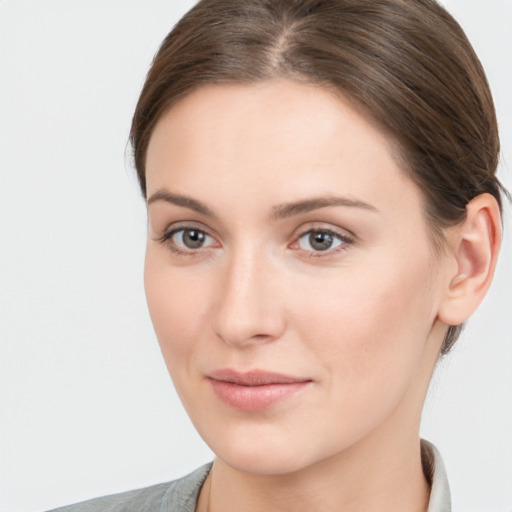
[423,439,452,512]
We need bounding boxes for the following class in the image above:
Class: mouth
[207,369,313,411]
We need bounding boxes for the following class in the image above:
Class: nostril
[215,329,278,348]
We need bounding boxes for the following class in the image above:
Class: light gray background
[0,1,510,511]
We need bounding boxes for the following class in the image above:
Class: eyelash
[156,225,217,257]
[293,228,354,258]
[156,225,355,258]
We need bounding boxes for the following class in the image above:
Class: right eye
[162,227,217,253]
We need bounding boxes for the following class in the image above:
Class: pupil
[183,229,205,249]
[310,232,333,251]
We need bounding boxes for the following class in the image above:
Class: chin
[195,416,341,476]
[217,443,315,476]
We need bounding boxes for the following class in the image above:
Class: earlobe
[438,193,502,326]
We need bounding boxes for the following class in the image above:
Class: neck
[200,431,430,512]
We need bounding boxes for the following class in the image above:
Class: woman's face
[144,80,451,475]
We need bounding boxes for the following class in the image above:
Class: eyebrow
[270,195,378,220]
[147,189,216,217]
[147,189,378,220]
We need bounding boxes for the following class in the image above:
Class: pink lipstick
[207,369,312,411]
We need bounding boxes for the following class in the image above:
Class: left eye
[297,230,346,252]
[170,228,215,250]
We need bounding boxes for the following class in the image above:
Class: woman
[47,0,506,511]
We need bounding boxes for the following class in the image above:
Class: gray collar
[170,440,451,512]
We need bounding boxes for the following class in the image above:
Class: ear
[437,193,502,326]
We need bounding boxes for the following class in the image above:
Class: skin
[143,79,500,511]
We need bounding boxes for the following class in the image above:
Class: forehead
[149,80,389,150]
[145,79,423,220]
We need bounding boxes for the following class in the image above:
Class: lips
[207,369,312,411]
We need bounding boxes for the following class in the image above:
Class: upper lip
[208,369,311,386]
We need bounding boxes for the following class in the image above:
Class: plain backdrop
[0,1,510,511]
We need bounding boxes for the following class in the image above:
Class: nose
[213,249,286,348]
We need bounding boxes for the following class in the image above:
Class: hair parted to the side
[130,0,508,354]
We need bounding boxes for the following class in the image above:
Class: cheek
[144,249,211,372]
[289,249,437,398]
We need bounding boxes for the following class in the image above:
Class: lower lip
[208,379,311,411]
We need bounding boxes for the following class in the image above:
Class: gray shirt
[49,440,450,512]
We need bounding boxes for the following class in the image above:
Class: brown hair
[130,0,507,354]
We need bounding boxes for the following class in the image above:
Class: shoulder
[47,463,212,512]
